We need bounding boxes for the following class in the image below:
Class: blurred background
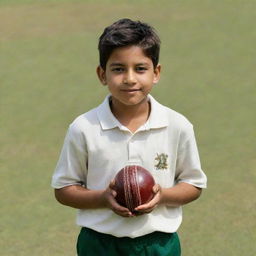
[0,0,255,255]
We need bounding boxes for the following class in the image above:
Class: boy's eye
[136,66,148,72]
[111,67,124,73]
[110,66,148,73]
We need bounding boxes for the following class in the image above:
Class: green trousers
[77,227,181,256]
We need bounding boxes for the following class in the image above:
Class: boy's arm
[135,182,202,214]
[54,183,134,217]
[160,182,202,206]
[54,186,105,209]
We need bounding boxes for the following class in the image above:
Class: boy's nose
[123,70,136,85]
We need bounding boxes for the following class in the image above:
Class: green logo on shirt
[155,153,168,170]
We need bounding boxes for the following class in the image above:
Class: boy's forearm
[160,182,202,207]
[54,182,202,211]
[54,185,106,209]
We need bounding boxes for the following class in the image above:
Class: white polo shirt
[51,94,207,238]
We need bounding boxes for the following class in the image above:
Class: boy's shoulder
[69,107,99,131]
[68,96,110,133]
[150,95,193,131]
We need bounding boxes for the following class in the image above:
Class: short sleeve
[175,125,207,188]
[51,123,88,189]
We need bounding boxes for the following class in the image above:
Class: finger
[114,206,134,217]
[153,184,159,193]
[109,179,116,189]
[117,210,134,217]
[108,197,133,216]
[135,203,155,212]
[135,197,159,212]
[135,189,159,211]
[111,190,117,197]
[134,207,154,215]
[152,184,161,195]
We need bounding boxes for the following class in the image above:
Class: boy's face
[97,46,161,108]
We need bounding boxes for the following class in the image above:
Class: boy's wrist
[81,189,108,209]
[158,187,169,205]
[96,190,108,208]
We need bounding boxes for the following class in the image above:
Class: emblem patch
[154,153,168,170]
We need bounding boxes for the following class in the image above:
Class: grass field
[1,0,255,255]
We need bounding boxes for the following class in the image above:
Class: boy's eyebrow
[109,62,150,67]
[109,63,124,67]
[136,62,151,66]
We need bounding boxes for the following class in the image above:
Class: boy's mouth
[121,89,141,92]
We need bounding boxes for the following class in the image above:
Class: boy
[51,18,207,256]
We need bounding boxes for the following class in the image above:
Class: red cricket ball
[114,165,155,213]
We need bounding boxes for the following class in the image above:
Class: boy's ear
[96,66,107,85]
[153,64,161,84]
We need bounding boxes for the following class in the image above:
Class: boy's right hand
[102,180,134,218]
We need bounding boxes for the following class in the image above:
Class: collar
[146,94,169,129]
[96,94,169,131]
[96,95,120,130]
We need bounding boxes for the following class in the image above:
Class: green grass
[1,0,255,255]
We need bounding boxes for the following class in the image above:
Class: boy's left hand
[134,184,162,215]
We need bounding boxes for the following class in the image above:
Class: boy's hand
[134,184,161,215]
[102,180,134,218]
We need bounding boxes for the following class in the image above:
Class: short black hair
[98,18,161,70]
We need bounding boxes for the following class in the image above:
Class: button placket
[127,135,139,163]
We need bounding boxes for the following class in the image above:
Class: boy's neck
[109,97,151,133]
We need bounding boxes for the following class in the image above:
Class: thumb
[109,179,116,189]
[153,184,161,194]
